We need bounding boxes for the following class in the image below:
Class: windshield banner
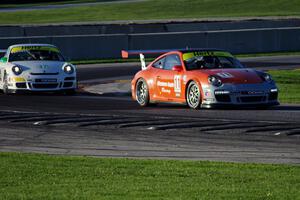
[10,46,60,53]
[183,51,233,61]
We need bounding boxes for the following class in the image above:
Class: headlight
[12,65,22,75]
[262,73,273,82]
[208,75,222,87]
[63,65,74,74]
[256,70,273,83]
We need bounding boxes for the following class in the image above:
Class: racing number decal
[174,75,181,93]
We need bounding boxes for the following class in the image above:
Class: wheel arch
[185,78,203,101]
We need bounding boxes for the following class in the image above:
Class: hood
[196,68,263,84]
[12,61,66,74]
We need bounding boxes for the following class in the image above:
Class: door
[154,54,183,102]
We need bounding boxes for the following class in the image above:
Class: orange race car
[122,49,279,109]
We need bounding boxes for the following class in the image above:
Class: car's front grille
[35,79,57,83]
[215,94,231,102]
[30,72,59,75]
[16,83,27,88]
[239,96,266,103]
[32,83,58,89]
[268,92,278,101]
[64,77,75,81]
[63,82,73,87]
[240,91,264,95]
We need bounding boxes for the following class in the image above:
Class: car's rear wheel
[186,81,201,109]
[136,78,149,107]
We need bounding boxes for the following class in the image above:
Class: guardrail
[1,19,300,37]
[0,27,299,60]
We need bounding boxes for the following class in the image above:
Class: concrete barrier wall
[51,34,128,60]
[0,27,299,60]
[129,27,300,54]
[1,19,300,37]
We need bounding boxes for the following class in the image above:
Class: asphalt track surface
[0,56,299,164]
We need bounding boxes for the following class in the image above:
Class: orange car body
[122,49,279,108]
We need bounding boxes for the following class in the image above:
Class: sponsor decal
[147,79,154,85]
[157,76,182,95]
[204,90,212,97]
[247,91,264,95]
[182,51,233,61]
[40,65,49,70]
[157,81,174,88]
[12,77,26,82]
[35,78,57,83]
[161,87,171,94]
[183,75,187,84]
[10,46,59,53]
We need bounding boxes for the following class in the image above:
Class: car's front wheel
[186,81,201,109]
[136,78,150,107]
[2,71,10,94]
[64,89,76,95]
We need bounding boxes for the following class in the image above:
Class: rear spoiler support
[139,53,146,70]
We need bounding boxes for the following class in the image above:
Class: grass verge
[0,0,299,24]
[0,152,299,199]
[269,69,300,104]
[236,51,300,58]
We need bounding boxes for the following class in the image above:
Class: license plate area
[35,78,57,83]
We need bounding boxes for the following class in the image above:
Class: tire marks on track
[0,110,299,137]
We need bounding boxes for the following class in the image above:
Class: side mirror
[0,57,7,63]
[172,65,183,72]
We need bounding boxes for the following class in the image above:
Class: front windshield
[185,56,244,70]
[183,51,244,70]
[9,48,65,62]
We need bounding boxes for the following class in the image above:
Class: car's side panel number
[174,75,181,93]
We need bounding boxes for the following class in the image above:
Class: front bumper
[201,83,279,108]
[7,76,77,92]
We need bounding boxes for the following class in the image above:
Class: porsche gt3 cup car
[0,44,77,94]
[122,49,279,108]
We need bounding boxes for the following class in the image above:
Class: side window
[218,57,235,68]
[152,57,165,69]
[164,54,181,70]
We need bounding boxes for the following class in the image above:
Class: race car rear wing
[121,49,181,70]
[0,49,6,58]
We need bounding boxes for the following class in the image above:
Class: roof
[8,43,58,49]
[122,48,227,58]
[179,48,226,53]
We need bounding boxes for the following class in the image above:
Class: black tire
[2,71,9,94]
[64,89,76,96]
[186,81,201,109]
[135,78,150,107]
